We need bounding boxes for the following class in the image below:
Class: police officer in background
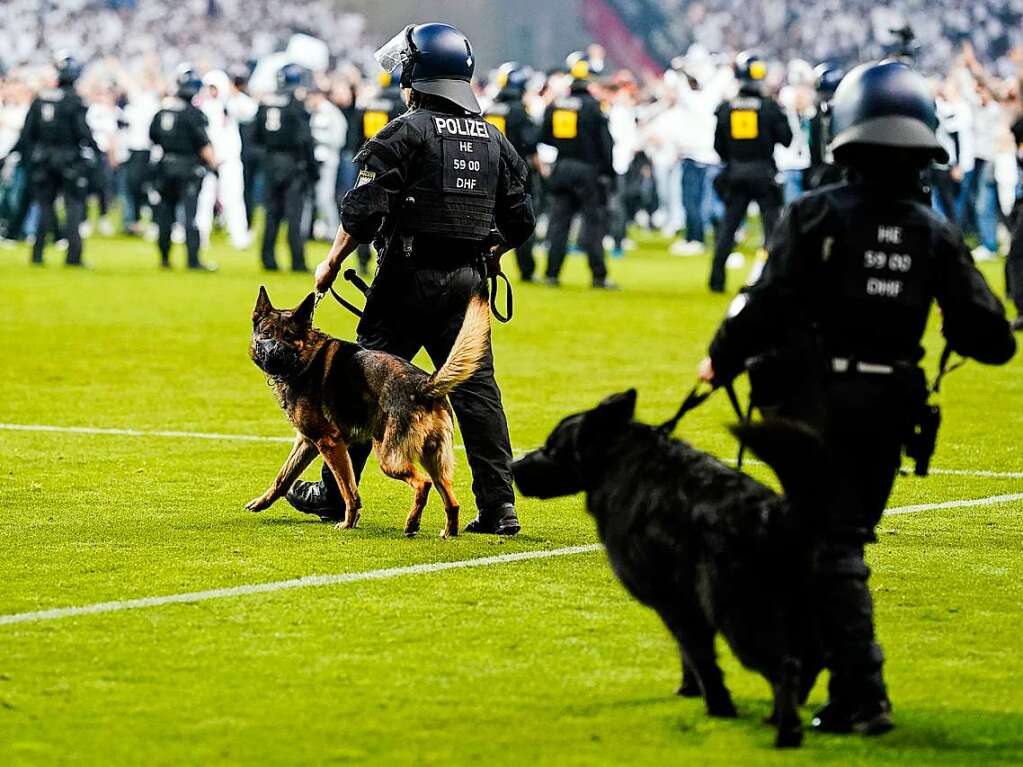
[255,63,317,272]
[348,69,406,275]
[805,63,845,191]
[710,51,792,293]
[286,22,535,536]
[699,61,1016,734]
[541,52,617,289]
[13,53,99,266]
[485,62,540,282]
[149,65,218,271]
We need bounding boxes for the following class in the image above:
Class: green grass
[1,225,1022,766]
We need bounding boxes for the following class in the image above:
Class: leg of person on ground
[261,180,284,271]
[284,176,308,271]
[182,180,205,269]
[578,179,611,287]
[710,185,751,292]
[544,190,577,283]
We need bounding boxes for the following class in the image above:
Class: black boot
[285,480,343,521]
[811,698,894,735]
[464,503,521,535]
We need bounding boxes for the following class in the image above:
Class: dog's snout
[512,450,582,500]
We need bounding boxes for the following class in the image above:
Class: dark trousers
[1007,205,1023,315]
[681,158,709,244]
[155,174,202,267]
[320,263,515,513]
[122,149,151,228]
[711,173,782,291]
[261,165,307,271]
[545,159,608,281]
[31,166,85,264]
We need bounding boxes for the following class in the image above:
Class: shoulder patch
[355,169,377,187]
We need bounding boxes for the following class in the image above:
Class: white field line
[2,422,1022,478]
[0,545,604,627]
[2,493,1022,628]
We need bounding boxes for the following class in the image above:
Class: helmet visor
[374,26,414,73]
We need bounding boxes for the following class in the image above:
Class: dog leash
[659,380,750,469]
[318,269,368,319]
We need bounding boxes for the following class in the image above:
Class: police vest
[550,97,582,143]
[362,98,397,139]
[34,88,80,148]
[483,102,510,137]
[400,113,500,241]
[152,97,198,156]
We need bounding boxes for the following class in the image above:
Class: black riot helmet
[734,51,767,84]
[496,61,531,95]
[55,52,83,86]
[814,63,845,100]
[176,64,203,100]
[829,60,947,166]
[277,63,306,94]
[374,23,480,113]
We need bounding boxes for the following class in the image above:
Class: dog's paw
[706,699,738,718]
[774,727,803,749]
[439,527,457,539]
[245,495,273,512]
[404,527,419,538]
[676,680,702,698]
[335,520,355,531]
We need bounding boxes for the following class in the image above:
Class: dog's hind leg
[420,430,460,539]
[375,442,433,538]
[318,435,363,530]
[770,656,804,748]
[661,605,737,718]
[677,659,702,698]
[245,434,318,512]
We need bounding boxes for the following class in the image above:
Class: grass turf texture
[1,227,1022,766]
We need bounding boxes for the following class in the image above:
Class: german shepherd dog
[247,286,490,538]
[511,390,826,747]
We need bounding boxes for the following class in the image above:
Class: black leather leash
[323,268,370,319]
[659,380,751,469]
[490,270,513,323]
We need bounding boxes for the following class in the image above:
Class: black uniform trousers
[155,171,202,267]
[545,159,608,281]
[319,263,516,513]
[514,171,537,280]
[711,174,782,291]
[261,153,308,271]
[123,149,151,230]
[31,160,86,265]
[1006,206,1023,315]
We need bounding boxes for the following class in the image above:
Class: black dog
[512,390,826,747]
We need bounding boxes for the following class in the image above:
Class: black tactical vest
[34,88,80,148]
[400,111,500,241]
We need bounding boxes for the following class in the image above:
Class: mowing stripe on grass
[0,545,604,627]
[3,422,1023,479]
[1,493,1022,628]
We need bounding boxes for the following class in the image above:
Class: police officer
[485,62,540,282]
[284,23,535,535]
[255,63,317,272]
[348,69,406,275]
[710,51,792,293]
[805,63,845,191]
[13,53,98,266]
[541,53,616,289]
[698,61,1016,734]
[149,65,218,271]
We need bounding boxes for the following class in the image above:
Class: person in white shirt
[196,69,251,250]
[306,85,347,240]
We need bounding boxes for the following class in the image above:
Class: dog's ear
[254,286,273,316]
[291,292,317,327]
[594,389,637,422]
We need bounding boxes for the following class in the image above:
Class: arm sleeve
[596,109,615,176]
[494,134,536,248]
[772,102,794,148]
[936,232,1017,364]
[191,112,211,153]
[713,105,729,162]
[12,101,40,154]
[539,106,554,146]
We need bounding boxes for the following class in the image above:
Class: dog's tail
[422,295,491,399]
[730,419,831,517]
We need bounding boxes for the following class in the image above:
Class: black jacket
[541,80,614,177]
[714,86,792,170]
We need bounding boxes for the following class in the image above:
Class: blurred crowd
[1,5,1023,270]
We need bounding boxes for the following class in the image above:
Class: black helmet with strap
[375,22,479,114]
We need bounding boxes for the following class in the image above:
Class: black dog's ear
[594,389,637,422]
[254,285,273,316]
[291,292,317,327]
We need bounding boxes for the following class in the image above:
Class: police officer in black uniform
[699,61,1016,735]
[255,63,317,272]
[805,63,845,191]
[348,69,407,275]
[541,53,616,289]
[14,53,98,267]
[285,23,535,536]
[710,51,792,293]
[149,65,218,270]
[485,62,540,282]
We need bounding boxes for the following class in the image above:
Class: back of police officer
[14,54,98,266]
[701,60,1016,735]
[254,64,317,272]
[541,55,616,288]
[485,62,539,282]
[349,70,407,275]
[711,52,792,292]
[149,65,216,270]
[805,63,845,191]
[286,23,535,536]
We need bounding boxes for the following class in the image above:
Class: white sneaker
[171,223,185,244]
[972,246,997,262]
[726,252,746,270]
[670,240,705,257]
[79,221,92,238]
[98,218,115,237]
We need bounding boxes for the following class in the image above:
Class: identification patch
[441,137,491,196]
[730,110,759,140]
[552,109,579,140]
[356,169,377,187]
[363,111,389,138]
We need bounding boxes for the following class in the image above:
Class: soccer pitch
[1,229,1022,766]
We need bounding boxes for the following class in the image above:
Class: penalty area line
[2,492,1023,628]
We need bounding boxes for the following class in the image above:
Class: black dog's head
[512,389,637,499]
[249,286,318,378]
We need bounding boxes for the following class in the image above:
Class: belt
[831,357,894,375]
